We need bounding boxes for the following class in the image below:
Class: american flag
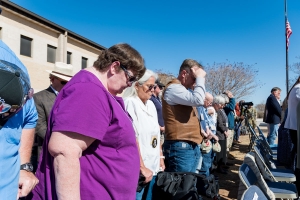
[286,20,292,50]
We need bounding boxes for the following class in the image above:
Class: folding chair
[255,141,279,168]
[249,125,277,161]
[248,124,260,151]
[253,145,296,182]
[239,163,297,199]
[241,185,268,200]
[257,126,277,155]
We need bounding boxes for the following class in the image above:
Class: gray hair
[221,94,229,104]
[122,69,157,98]
[213,95,225,105]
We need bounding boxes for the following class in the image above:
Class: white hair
[213,95,225,104]
[122,69,157,98]
[221,94,229,103]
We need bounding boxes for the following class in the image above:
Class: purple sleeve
[52,82,110,141]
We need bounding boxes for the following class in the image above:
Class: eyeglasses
[120,65,137,83]
[146,85,157,91]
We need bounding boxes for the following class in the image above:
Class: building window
[47,45,56,63]
[81,57,88,69]
[20,35,32,57]
[67,51,72,64]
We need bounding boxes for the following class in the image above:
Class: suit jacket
[33,86,56,145]
[265,94,281,124]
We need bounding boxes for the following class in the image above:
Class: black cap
[0,60,30,113]
[155,79,165,88]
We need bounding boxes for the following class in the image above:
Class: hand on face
[191,66,206,79]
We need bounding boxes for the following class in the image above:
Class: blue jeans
[136,175,157,200]
[197,149,212,177]
[163,140,200,172]
[195,144,203,173]
[234,122,241,141]
[267,123,279,146]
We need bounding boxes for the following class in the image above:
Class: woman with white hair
[213,95,229,174]
[123,69,165,200]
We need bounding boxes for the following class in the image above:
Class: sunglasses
[147,85,157,91]
[120,65,137,83]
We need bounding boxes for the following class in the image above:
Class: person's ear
[134,82,139,90]
[109,62,119,75]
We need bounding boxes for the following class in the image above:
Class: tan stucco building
[0,0,106,92]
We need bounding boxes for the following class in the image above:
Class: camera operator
[245,104,257,130]
[233,100,245,143]
[222,91,235,162]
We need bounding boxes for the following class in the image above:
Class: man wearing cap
[0,40,38,199]
[32,62,73,171]
[195,92,219,177]
[162,59,206,173]
[150,79,165,143]
[222,91,235,163]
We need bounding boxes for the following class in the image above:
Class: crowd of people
[1,37,268,200]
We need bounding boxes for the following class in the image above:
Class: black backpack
[153,171,220,200]
[196,173,220,199]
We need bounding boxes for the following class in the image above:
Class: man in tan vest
[162,59,206,172]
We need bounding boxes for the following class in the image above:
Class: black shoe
[222,165,230,169]
[216,168,228,174]
[226,162,234,166]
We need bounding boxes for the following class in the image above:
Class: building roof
[1,0,106,51]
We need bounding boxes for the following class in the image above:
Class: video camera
[239,102,253,107]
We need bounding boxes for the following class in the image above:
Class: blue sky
[11,0,300,104]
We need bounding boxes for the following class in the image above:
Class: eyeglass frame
[119,65,137,84]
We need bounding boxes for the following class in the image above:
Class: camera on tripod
[239,101,253,108]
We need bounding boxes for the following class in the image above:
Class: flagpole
[285,0,289,93]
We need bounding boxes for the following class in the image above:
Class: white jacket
[124,96,160,175]
[285,84,300,130]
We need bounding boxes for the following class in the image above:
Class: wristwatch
[20,163,33,172]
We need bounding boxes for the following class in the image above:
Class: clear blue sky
[11,0,300,104]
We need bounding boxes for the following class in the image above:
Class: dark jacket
[216,109,228,140]
[223,97,235,130]
[150,95,164,127]
[265,94,282,124]
[33,86,56,145]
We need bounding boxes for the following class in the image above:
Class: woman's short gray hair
[122,69,157,98]
[221,94,229,104]
[213,95,225,105]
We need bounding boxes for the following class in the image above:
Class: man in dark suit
[265,87,282,146]
[31,62,73,171]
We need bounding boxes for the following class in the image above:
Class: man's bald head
[204,92,213,108]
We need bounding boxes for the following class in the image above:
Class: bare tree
[155,69,176,85]
[205,61,264,100]
[291,56,300,76]
[255,101,265,112]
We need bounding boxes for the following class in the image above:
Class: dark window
[20,35,32,57]
[67,51,72,64]
[81,57,88,69]
[47,45,56,63]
